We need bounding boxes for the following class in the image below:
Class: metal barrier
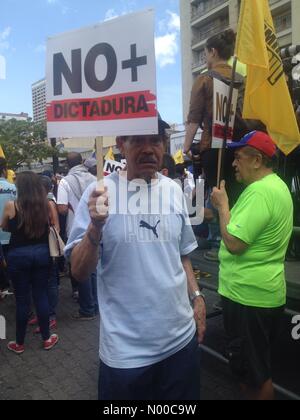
[201,280,300,317]
[201,281,300,400]
[293,226,300,237]
[200,344,300,401]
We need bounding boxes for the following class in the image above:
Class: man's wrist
[219,203,230,217]
[190,290,206,303]
[87,223,102,246]
[90,217,105,230]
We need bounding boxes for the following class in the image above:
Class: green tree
[0,118,61,170]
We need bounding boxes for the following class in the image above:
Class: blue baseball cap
[228,131,277,158]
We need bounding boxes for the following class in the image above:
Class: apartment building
[32,78,46,124]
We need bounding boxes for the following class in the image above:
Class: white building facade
[32,78,46,124]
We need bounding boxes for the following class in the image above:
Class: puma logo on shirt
[124,216,170,243]
[139,220,161,239]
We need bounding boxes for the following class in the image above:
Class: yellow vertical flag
[0,145,5,158]
[235,0,300,155]
[173,149,185,165]
[105,147,115,161]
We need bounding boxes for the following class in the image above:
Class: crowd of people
[0,28,297,401]
[0,152,100,352]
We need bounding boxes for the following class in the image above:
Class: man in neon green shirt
[211,131,293,400]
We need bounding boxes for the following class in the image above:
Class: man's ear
[211,47,217,58]
[161,168,169,177]
[254,154,263,169]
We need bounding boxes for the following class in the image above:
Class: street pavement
[0,275,99,400]
[0,250,299,400]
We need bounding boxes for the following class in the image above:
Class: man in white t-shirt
[65,118,206,400]
[57,153,97,319]
[57,153,96,238]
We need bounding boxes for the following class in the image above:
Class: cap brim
[158,119,170,135]
[227,141,247,149]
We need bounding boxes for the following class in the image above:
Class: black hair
[0,157,7,176]
[161,154,176,179]
[40,175,53,194]
[206,29,236,60]
[67,152,83,169]
[175,163,186,177]
[41,170,53,179]
[15,172,49,239]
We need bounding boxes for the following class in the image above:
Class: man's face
[119,135,165,181]
[232,148,261,185]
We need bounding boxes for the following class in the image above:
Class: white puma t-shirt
[65,172,198,369]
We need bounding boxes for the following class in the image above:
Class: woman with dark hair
[185,29,249,200]
[1,172,58,354]
[184,29,245,262]
[184,29,238,155]
[27,176,60,334]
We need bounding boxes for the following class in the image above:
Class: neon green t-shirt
[219,174,293,308]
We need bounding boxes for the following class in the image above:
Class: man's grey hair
[242,146,278,169]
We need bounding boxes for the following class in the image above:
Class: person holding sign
[184,30,242,152]
[211,131,293,400]
[65,118,206,401]
[184,30,251,262]
[184,30,247,202]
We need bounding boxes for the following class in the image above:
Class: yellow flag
[7,170,16,184]
[173,149,184,165]
[235,0,300,155]
[105,147,114,161]
[0,145,5,158]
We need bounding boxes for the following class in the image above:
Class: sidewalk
[0,273,241,400]
[2,265,297,400]
[0,276,99,400]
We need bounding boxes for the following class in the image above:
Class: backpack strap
[206,70,244,89]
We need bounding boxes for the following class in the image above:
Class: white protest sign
[46,10,157,138]
[212,79,238,149]
[104,159,126,176]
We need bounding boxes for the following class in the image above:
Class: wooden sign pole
[217,55,238,188]
[96,136,104,190]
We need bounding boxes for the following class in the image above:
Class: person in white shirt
[65,118,206,400]
[57,153,98,319]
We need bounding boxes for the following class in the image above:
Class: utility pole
[50,138,59,173]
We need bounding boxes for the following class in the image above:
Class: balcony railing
[274,13,292,33]
[192,23,229,45]
[191,0,227,22]
[192,59,207,70]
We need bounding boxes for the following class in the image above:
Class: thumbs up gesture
[88,186,109,230]
[211,180,229,210]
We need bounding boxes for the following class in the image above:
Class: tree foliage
[0,118,61,170]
